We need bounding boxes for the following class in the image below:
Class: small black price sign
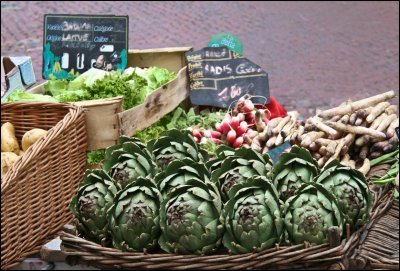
[43,14,129,80]
[185,47,269,108]
[267,141,292,164]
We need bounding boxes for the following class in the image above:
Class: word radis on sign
[185,47,269,108]
[43,14,128,80]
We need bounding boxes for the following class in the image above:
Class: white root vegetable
[386,118,399,138]
[327,141,338,156]
[384,105,398,115]
[355,117,364,126]
[319,146,328,156]
[318,90,396,118]
[340,153,351,164]
[349,112,358,125]
[272,116,291,135]
[325,122,386,140]
[347,160,356,169]
[340,115,350,124]
[324,138,347,166]
[358,158,371,176]
[315,138,334,146]
[301,131,326,147]
[296,126,305,142]
[309,117,340,138]
[366,101,390,123]
[359,145,370,160]
[313,152,322,160]
[369,113,388,130]
[376,114,397,132]
[266,136,277,148]
[355,135,370,147]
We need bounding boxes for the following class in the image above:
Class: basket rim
[58,184,395,269]
[1,102,85,192]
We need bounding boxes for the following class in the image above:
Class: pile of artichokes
[70,130,372,255]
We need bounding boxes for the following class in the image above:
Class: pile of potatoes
[1,122,47,178]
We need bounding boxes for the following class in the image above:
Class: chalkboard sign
[185,47,269,108]
[267,141,292,164]
[43,14,128,80]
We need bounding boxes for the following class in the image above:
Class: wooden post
[328,226,341,248]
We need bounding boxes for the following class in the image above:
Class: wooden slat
[118,66,189,136]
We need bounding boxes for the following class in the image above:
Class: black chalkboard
[267,140,292,164]
[43,14,128,80]
[185,47,269,108]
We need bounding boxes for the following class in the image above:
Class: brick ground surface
[1,1,399,117]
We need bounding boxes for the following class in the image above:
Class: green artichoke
[206,145,235,173]
[154,158,211,198]
[273,146,319,202]
[147,129,209,168]
[316,160,372,231]
[69,169,118,246]
[103,136,158,189]
[159,179,224,255]
[283,182,344,245]
[223,176,283,254]
[108,177,162,252]
[211,147,273,202]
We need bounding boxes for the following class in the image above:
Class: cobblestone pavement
[1,1,398,117]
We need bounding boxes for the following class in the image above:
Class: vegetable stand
[27,47,192,150]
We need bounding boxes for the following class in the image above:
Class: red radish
[237,113,245,122]
[220,120,231,135]
[230,116,240,130]
[233,136,244,148]
[209,138,222,144]
[242,99,254,113]
[215,122,223,133]
[236,121,248,136]
[192,129,202,138]
[210,130,222,139]
[226,130,237,145]
[202,130,212,138]
[223,113,232,122]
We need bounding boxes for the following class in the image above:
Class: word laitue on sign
[185,46,269,108]
[43,14,128,80]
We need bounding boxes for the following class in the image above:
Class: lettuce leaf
[3,89,58,102]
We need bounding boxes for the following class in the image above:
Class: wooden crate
[28,47,192,150]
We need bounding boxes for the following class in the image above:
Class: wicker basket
[58,175,394,269]
[1,102,87,270]
[345,164,399,270]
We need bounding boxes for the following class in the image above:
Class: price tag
[267,141,292,164]
[185,47,269,108]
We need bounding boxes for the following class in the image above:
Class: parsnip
[310,117,340,138]
[318,91,395,118]
[301,131,326,147]
[272,116,291,134]
[325,122,386,140]
[366,101,390,123]
[357,158,370,176]
[369,113,388,130]
[376,114,397,132]
[384,105,398,115]
[386,118,399,138]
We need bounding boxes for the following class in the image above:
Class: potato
[1,152,20,177]
[21,129,48,151]
[1,122,20,154]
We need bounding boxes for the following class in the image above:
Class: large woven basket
[58,174,394,269]
[1,102,87,270]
